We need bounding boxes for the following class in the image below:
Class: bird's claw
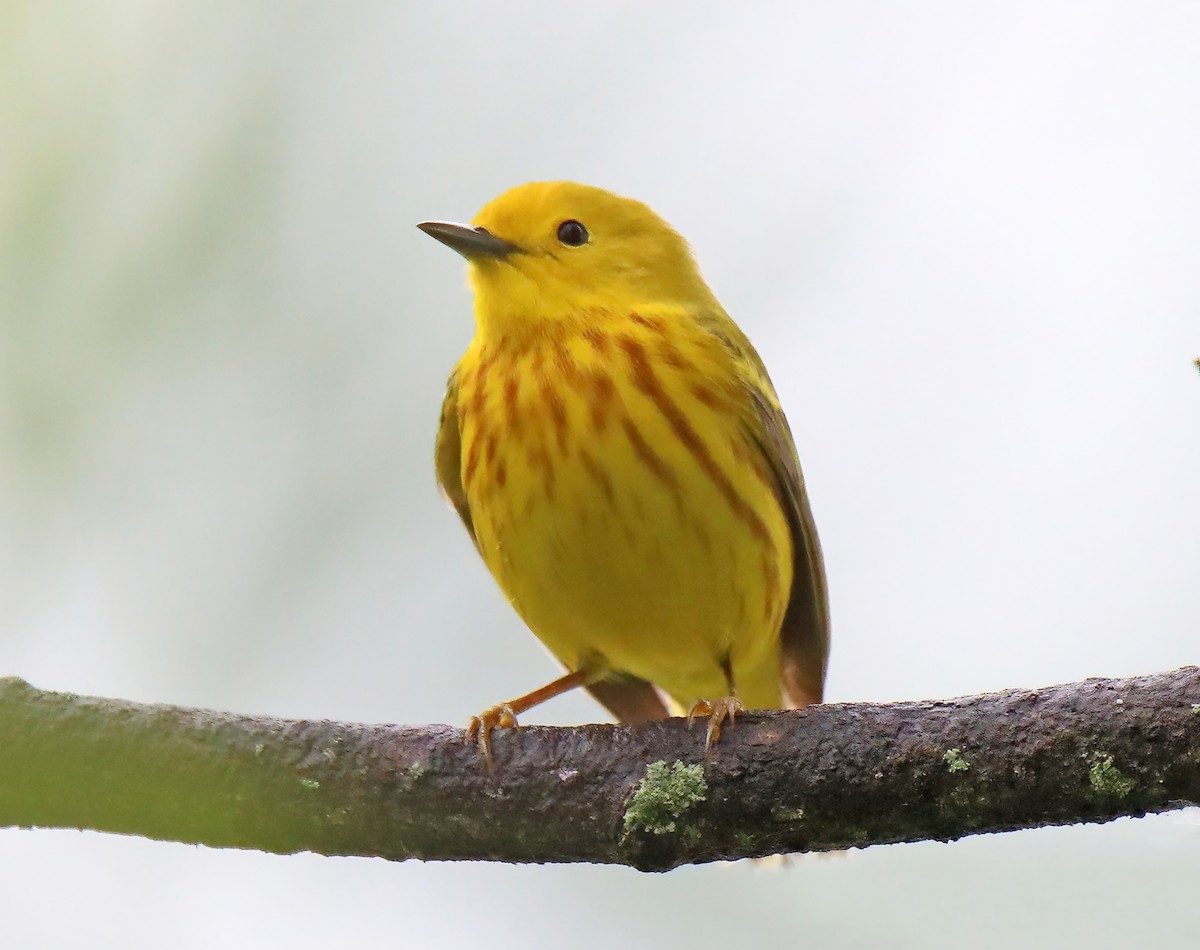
[466,703,519,769]
[687,696,745,750]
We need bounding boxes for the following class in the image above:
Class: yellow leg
[686,696,746,750]
[466,669,590,768]
[686,655,745,750]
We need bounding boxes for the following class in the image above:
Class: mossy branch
[2,669,1199,871]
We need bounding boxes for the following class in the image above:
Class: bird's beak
[417,221,519,260]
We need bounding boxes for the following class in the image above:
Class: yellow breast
[455,309,793,709]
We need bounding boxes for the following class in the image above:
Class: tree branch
[2,670,1198,871]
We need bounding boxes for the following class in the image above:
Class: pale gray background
[2,3,1198,948]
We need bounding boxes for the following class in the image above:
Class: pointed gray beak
[417,221,519,260]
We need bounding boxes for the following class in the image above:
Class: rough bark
[1,669,1198,871]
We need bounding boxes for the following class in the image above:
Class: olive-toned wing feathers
[434,369,476,547]
[745,384,830,707]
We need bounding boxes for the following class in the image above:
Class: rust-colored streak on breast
[470,352,495,416]
[503,373,521,435]
[732,435,785,506]
[462,350,502,492]
[656,338,697,373]
[750,458,775,495]
[691,383,723,410]
[526,443,556,502]
[589,372,616,433]
[621,415,679,494]
[464,431,482,488]
[540,377,569,456]
[579,447,616,505]
[630,312,666,333]
[554,342,581,385]
[583,327,612,356]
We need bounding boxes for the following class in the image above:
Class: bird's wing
[744,383,829,707]
[697,313,831,708]
[434,368,476,546]
[436,366,670,722]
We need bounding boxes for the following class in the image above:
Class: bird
[419,182,828,765]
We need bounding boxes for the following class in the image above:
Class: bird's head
[419,182,719,338]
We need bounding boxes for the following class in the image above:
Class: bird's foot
[466,703,519,769]
[686,695,746,750]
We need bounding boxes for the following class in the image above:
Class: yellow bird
[420,182,829,762]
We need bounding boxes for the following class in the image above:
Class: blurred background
[2,2,1199,947]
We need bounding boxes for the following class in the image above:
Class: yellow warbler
[420,182,829,762]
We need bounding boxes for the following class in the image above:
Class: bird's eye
[556,220,589,247]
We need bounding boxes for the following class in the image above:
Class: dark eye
[556,219,589,246]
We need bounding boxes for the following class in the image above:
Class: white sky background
[2,3,1198,948]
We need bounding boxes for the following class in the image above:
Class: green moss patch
[1089,754,1135,799]
[943,748,970,773]
[623,760,707,836]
